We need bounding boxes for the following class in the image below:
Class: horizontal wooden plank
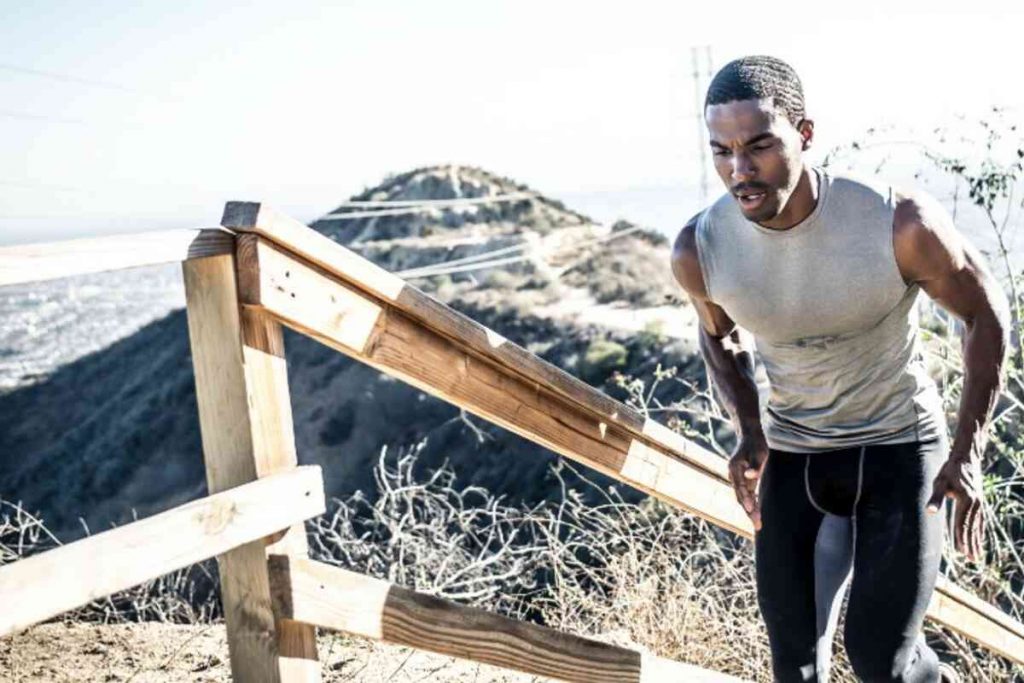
[0,228,234,287]
[236,235,752,535]
[269,557,745,683]
[0,466,325,638]
[221,201,729,485]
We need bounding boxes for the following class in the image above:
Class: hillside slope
[0,165,702,540]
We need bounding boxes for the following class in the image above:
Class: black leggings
[755,439,947,682]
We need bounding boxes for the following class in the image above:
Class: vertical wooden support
[183,252,320,682]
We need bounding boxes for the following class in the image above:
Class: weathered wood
[269,557,745,683]
[0,467,324,639]
[0,228,234,287]
[929,577,1024,662]
[183,253,320,682]
[221,201,729,485]
[236,235,752,535]
[236,228,1024,666]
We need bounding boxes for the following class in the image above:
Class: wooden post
[183,252,320,682]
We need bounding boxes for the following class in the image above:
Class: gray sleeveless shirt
[695,167,947,452]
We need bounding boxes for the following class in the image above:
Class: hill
[0,165,701,540]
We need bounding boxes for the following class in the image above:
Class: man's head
[704,56,814,224]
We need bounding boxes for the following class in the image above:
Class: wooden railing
[1,203,1022,682]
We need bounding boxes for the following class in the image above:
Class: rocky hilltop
[0,165,702,540]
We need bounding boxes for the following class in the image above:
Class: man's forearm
[699,325,765,442]
[951,313,1009,463]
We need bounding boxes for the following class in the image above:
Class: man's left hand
[927,454,986,562]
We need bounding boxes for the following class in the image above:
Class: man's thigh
[844,439,946,679]
[755,449,825,680]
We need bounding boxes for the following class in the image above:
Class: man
[670,56,1009,682]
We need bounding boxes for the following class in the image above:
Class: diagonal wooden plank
[269,557,746,683]
[222,201,729,485]
[235,234,752,536]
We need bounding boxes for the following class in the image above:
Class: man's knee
[845,631,938,682]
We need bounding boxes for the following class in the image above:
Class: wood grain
[221,201,729,485]
[234,238,756,532]
[183,253,320,682]
[0,467,324,639]
[269,557,746,683]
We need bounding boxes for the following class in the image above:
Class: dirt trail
[0,622,547,682]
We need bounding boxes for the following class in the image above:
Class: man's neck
[758,165,819,231]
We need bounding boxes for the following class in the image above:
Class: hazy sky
[2,0,1023,244]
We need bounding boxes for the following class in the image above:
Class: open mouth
[736,191,768,211]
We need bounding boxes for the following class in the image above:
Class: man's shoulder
[822,167,894,208]
[671,210,712,299]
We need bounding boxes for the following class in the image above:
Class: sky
[2,0,1023,245]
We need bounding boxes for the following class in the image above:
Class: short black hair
[704,56,805,126]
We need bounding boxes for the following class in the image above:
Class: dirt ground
[0,622,550,682]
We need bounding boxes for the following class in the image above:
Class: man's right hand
[729,436,770,531]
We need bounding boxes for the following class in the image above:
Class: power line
[398,224,645,280]
[396,242,533,277]
[317,193,540,220]
[399,254,532,279]
[0,62,139,93]
[329,192,538,209]
[0,109,92,125]
[0,179,90,192]
[691,46,714,205]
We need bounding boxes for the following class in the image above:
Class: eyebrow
[710,133,775,149]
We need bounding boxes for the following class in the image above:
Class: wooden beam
[235,235,751,536]
[235,229,1024,666]
[0,228,234,287]
[183,253,320,683]
[929,577,1024,663]
[269,557,745,683]
[0,467,324,639]
[222,201,728,485]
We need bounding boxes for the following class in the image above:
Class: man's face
[705,98,810,223]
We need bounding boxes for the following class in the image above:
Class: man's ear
[798,118,815,151]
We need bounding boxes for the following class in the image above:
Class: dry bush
[308,441,542,616]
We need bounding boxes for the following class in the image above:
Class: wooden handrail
[234,233,751,534]
[0,228,234,287]
[0,466,325,638]
[222,202,729,485]
[268,556,745,683]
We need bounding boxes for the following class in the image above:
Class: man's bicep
[894,194,1007,324]
[671,221,736,338]
[692,296,738,339]
[918,243,1008,326]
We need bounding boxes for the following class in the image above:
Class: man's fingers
[968,503,985,562]
[926,474,948,513]
[748,505,762,531]
[953,499,969,557]
[976,515,986,562]
[731,477,760,529]
[731,476,753,512]
[728,449,765,531]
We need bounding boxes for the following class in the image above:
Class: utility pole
[692,46,715,204]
